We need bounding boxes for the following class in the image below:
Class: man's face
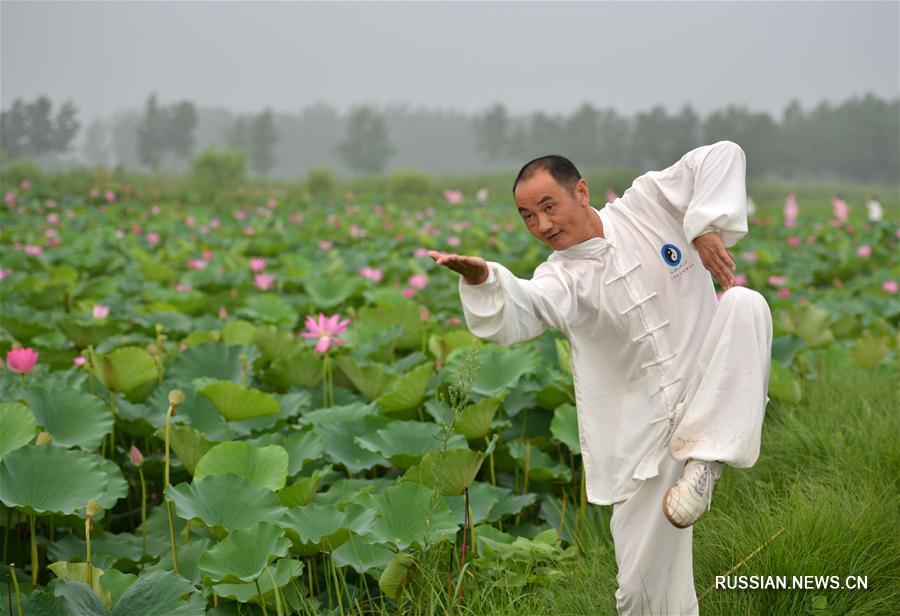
[514,169,593,250]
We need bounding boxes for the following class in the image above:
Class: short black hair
[512,155,582,197]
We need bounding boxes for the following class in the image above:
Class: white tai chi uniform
[458,141,773,615]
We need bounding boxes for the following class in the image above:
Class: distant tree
[249,109,279,176]
[703,104,779,178]
[336,105,395,174]
[166,101,198,162]
[83,118,110,166]
[473,103,509,161]
[0,96,80,159]
[136,93,167,171]
[564,102,600,167]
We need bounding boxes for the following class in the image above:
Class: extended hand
[692,231,735,290]
[428,250,489,285]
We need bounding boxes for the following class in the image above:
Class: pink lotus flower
[243,226,255,236]
[175,283,193,293]
[831,196,849,223]
[882,280,898,294]
[146,231,160,245]
[855,245,871,257]
[318,240,333,250]
[234,210,247,221]
[24,245,42,256]
[740,251,758,262]
[445,316,462,325]
[20,179,31,190]
[733,274,747,286]
[202,250,214,261]
[73,356,86,366]
[806,235,816,245]
[300,313,350,353]
[129,445,144,467]
[787,236,802,247]
[784,193,798,227]
[767,275,787,287]
[443,189,463,204]
[359,267,383,282]
[254,273,275,291]
[131,225,142,236]
[0,268,13,280]
[6,348,38,374]
[4,192,16,206]
[186,216,196,227]
[402,288,415,298]
[289,213,303,224]
[408,274,429,290]
[105,190,116,203]
[414,247,429,258]
[47,213,60,225]
[151,205,161,215]
[92,304,110,319]
[447,236,461,247]
[249,258,266,272]
[476,188,489,203]
[210,218,221,229]
[218,306,228,319]
[420,306,430,322]
[777,288,791,298]
[89,188,100,198]
[187,259,207,270]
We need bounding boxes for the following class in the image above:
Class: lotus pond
[0,175,898,615]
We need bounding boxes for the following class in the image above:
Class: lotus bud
[130,445,144,467]
[36,431,53,445]
[147,343,158,355]
[86,499,102,517]
[155,323,163,335]
[168,389,185,406]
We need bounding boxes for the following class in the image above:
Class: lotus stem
[329,554,344,616]
[486,436,496,486]
[266,565,283,616]
[255,578,268,616]
[3,508,10,563]
[523,440,531,494]
[107,392,117,459]
[240,353,248,388]
[10,563,23,616]
[19,373,25,389]
[164,389,185,574]
[138,468,147,556]
[28,516,37,586]
[85,515,92,587]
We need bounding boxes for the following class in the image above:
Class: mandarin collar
[548,207,614,261]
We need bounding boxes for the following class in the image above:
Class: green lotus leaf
[255,325,305,362]
[299,401,377,427]
[165,474,287,536]
[153,424,218,476]
[198,380,280,421]
[0,445,126,516]
[402,437,497,496]
[332,535,394,574]
[795,304,834,348]
[357,297,423,351]
[0,402,36,459]
[454,397,502,440]
[133,248,177,283]
[194,441,289,491]
[91,346,158,402]
[58,315,120,348]
[305,274,360,309]
[167,343,246,383]
[379,551,415,600]
[239,293,297,327]
[445,344,540,397]
[143,536,210,586]
[222,319,257,345]
[335,354,390,400]
[111,570,205,616]
[849,331,889,369]
[377,362,434,414]
[262,348,323,390]
[277,503,352,555]
[445,481,536,525]
[0,304,55,343]
[354,420,467,469]
[252,429,324,476]
[99,569,138,608]
[212,558,304,602]
[427,329,481,365]
[555,337,573,375]
[768,359,802,403]
[48,530,144,571]
[48,561,112,608]
[315,416,391,474]
[198,521,291,583]
[550,403,581,454]
[507,439,572,482]
[364,481,458,551]
[24,386,113,451]
[51,579,109,615]
[277,465,332,507]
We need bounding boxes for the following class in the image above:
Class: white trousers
[610,286,773,615]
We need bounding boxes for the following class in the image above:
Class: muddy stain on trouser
[610,452,698,615]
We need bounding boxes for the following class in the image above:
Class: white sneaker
[662,459,722,528]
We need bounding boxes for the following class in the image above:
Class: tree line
[1,92,897,184]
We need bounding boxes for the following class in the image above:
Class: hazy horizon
[2,1,898,123]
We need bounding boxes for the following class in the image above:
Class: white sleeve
[630,140,749,247]
[457,260,576,346]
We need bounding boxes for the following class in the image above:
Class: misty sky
[2,1,898,122]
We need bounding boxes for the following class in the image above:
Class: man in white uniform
[429,140,773,615]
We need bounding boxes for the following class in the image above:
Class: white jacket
[458,141,749,504]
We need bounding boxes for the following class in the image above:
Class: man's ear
[576,178,590,208]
